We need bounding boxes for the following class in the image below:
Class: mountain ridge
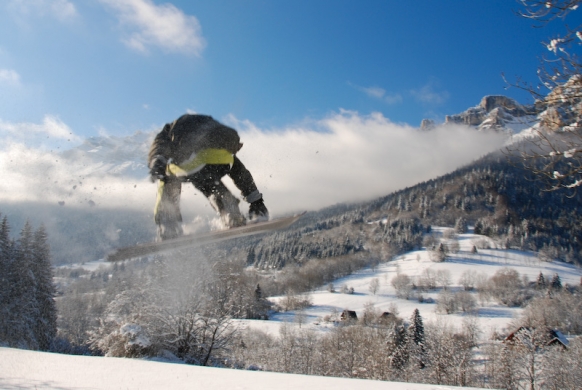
[421,95,539,134]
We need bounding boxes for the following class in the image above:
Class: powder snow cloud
[0,115,80,147]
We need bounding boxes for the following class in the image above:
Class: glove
[249,199,269,222]
[149,156,167,182]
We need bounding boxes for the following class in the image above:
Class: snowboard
[106,212,305,262]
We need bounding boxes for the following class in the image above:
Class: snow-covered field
[36,227,580,389]
[58,227,582,339]
[0,346,487,390]
[242,228,581,338]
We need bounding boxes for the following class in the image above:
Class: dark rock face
[446,107,486,127]
[480,95,519,113]
[420,119,436,131]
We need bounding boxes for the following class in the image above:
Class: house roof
[504,327,569,349]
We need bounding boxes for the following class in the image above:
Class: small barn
[378,312,393,322]
[340,310,358,322]
[504,327,569,350]
[379,312,392,319]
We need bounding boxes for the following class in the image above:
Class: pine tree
[8,220,39,348]
[536,272,546,290]
[254,284,262,300]
[31,225,57,350]
[550,273,562,290]
[0,215,11,261]
[247,247,256,265]
[455,217,468,234]
[389,324,408,371]
[407,308,426,369]
[0,215,13,344]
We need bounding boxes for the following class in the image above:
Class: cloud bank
[99,0,206,55]
[0,111,507,227]
[229,111,506,213]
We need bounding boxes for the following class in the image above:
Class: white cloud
[48,0,77,20]
[99,0,206,55]
[226,111,506,213]
[362,86,386,99]
[0,69,21,86]
[410,81,449,105]
[349,82,403,105]
[383,93,404,105]
[8,0,78,21]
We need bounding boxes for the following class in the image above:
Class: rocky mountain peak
[421,95,539,133]
[479,95,521,113]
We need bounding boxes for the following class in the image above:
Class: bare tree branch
[507,0,582,192]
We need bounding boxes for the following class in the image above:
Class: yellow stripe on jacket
[166,148,234,177]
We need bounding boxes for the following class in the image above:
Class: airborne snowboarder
[148,114,269,241]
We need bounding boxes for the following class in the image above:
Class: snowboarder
[148,114,269,240]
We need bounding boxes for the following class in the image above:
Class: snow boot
[208,191,246,228]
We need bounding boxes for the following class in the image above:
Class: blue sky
[0,0,572,139]
[2,0,577,226]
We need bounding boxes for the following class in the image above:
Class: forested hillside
[219,151,582,272]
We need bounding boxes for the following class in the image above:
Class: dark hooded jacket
[148,114,242,168]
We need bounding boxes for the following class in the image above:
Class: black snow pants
[154,156,260,240]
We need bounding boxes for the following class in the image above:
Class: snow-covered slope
[0,346,487,390]
[243,228,581,338]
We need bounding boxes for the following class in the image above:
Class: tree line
[0,215,57,350]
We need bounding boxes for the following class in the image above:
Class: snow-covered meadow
[242,228,581,338]
[57,226,581,339]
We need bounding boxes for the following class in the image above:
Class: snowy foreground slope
[0,347,486,390]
